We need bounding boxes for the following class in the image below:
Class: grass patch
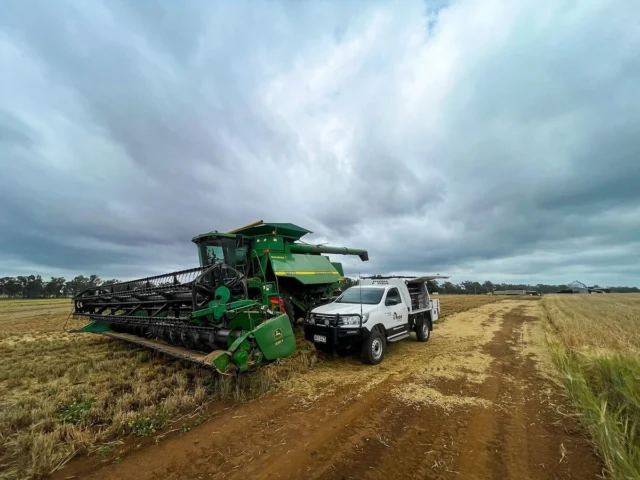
[56,398,94,425]
[127,415,164,436]
[543,294,640,479]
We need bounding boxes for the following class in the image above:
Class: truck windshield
[335,287,384,305]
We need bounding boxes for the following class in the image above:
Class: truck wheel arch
[371,323,386,338]
[425,312,433,330]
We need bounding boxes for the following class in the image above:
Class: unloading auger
[71,221,369,373]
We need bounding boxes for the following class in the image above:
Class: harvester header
[72,220,368,373]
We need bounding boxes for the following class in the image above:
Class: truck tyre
[416,317,431,342]
[361,329,386,365]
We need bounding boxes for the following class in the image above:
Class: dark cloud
[0,0,638,286]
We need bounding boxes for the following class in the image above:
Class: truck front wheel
[361,329,386,365]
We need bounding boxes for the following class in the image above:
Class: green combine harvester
[71,221,368,374]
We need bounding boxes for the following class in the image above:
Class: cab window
[385,287,401,306]
[206,245,224,264]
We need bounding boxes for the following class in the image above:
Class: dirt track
[56,300,603,480]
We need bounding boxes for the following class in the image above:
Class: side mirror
[386,298,399,306]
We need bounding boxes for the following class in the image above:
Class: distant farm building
[494,290,540,296]
[557,281,610,294]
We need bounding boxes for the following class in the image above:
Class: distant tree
[441,281,455,294]
[0,277,21,297]
[3,277,22,297]
[482,281,494,293]
[611,286,640,293]
[461,281,474,294]
[102,279,121,286]
[64,275,89,296]
[45,277,66,298]
[17,275,45,298]
[426,280,439,292]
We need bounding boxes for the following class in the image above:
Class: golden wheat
[542,293,640,479]
[543,293,640,357]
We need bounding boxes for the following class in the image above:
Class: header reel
[72,262,294,374]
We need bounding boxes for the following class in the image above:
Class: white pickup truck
[303,276,443,365]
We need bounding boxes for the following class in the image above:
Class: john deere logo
[274,328,282,339]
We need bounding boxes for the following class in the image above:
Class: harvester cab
[71,220,368,374]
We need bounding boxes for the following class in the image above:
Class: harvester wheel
[416,316,431,342]
[282,296,297,326]
[361,329,385,365]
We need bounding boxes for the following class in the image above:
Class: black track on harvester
[72,263,248,352]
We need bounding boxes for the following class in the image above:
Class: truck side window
[385,287,400,306]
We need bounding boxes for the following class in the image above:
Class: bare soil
[53,300,603,480]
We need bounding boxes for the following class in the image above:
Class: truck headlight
[339,315,361,326]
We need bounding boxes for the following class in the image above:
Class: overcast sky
[1,0,639,286]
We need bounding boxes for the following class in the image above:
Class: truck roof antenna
[359,273,363,319]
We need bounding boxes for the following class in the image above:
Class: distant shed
[494,290,540,296]
[557,280,591,294]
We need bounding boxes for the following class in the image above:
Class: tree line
[0,275,120,298]
[344,278,639,294]
[1,275,638,299]
[432,280,638,294]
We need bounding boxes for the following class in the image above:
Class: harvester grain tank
[71,221,368,374]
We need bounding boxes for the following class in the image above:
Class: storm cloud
[1,0,639,286]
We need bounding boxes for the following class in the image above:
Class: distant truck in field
[303,275,446,365]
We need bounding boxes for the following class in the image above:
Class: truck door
[384,287,408,327]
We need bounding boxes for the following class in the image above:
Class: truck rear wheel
[361,329,386,365]
[416,317,431,342]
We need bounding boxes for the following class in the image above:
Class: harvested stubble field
[0,294,499,479]
[54,295,602,480]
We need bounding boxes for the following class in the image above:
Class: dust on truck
[71,221,369,374]
[304,276,447,364]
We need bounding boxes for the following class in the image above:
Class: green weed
[128,415,162,436]
[56,398,93,425]
[96,445,114,457]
